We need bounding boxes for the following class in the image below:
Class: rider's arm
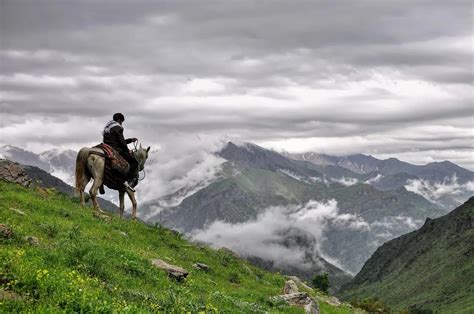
[113,127,129,152]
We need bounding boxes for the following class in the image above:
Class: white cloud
[332,177,358,186]
[136,136,226,207]
[366,174,384,184]
[404,174,474,203]
[192,199,368,268]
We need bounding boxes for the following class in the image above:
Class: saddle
[91,143,131,190]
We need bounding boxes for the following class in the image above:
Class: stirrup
[123,181,135,192]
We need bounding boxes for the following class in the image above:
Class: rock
[0,160,32,188]
[0,289,22,301]
[283,279,299,294]
[279,293,319,314]
[276,280,320,314]
[10,207,26,216]
[280,292,308,304]
[151,258,188,281]
[25,236,39,246]
[323,295,341,307]
[92,211,111,223]
[304,299,320,314]
[0,224,13,239]
[193,262,210,272]
[287,275,313,291]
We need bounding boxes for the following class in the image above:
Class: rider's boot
[123,181,135,192]
[131,176,139,188]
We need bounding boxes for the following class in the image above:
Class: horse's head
[133,144,151,171]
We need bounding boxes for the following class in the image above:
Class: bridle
[132,141,147,181]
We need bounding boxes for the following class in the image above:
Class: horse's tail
[75,148,90,196]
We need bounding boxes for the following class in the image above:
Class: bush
[351,297,390,313]
[312,273,329,293]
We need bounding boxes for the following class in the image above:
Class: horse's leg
[119,189,125,218]
[88,156,105,213]
[89,178,104,213]
[79,175,90,207]
[126,189,137,220]
[79,188,86,207]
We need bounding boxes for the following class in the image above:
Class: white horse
[75,145,150,219]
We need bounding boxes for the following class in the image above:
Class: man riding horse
[75,113,150,219]
[102,113,139,192]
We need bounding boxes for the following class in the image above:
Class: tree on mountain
[312,273,330,293]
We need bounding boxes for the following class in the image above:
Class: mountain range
[284,151,473,209]
[140,142,473,289]
[2,142,473,292]
[0,145,76,185]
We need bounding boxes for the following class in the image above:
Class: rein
[132,141,146,182]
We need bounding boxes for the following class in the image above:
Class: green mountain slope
[338,197,474,313]
[151,165,444,276]
[0,180,355,313]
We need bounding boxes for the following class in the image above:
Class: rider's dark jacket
[102,121,134,154]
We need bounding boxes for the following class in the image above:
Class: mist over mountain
[285,151,474,209]
[3,142,472,283]
[139,142,472,279]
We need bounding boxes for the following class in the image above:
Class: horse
[74,145,150,219]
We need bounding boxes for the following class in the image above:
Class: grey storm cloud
[0,0,473,168]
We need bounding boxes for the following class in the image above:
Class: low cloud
[365,174,384,184]
[332,177,358,186]
[136,136,226,208]
[404,175,474,204]
[192,199,368,268]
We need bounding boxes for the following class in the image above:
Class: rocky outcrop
[0,160,32,187]
[193,262,210,272]
[25,236,39,246]
[0,289,23,301]
[287,275,313,291]
[283,279,299,294]
[0,224,13,239]
[274,279,319,314]
[151,258,189,281]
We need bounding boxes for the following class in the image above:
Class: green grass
[338,199,474,313]
[0,180,355,313]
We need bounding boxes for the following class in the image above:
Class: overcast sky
[1,0,473,169]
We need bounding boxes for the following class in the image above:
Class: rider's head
[113,113,125,124]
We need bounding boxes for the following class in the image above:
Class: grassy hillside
[338,198,474,313]
[0,180,354,313]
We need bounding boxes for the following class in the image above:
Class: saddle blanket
[91,143,131,189]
